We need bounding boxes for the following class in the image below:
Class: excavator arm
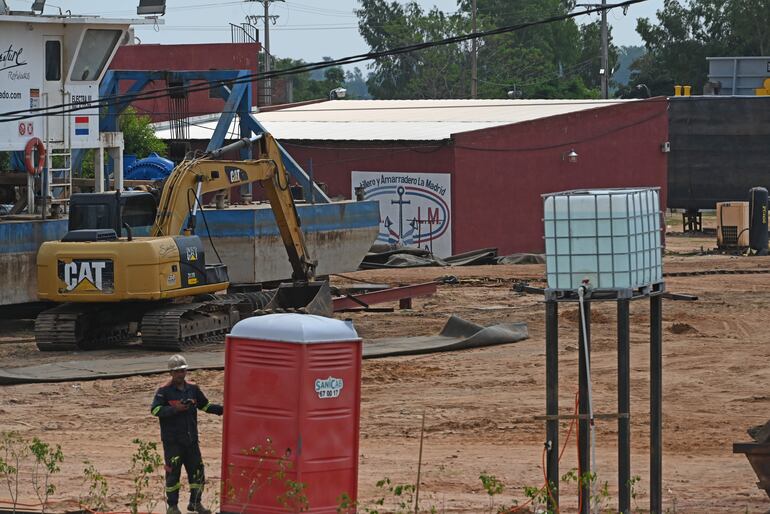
[151,133,315,281]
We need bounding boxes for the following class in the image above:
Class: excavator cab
[65,191,157,241]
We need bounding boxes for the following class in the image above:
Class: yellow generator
[716,201,750,249]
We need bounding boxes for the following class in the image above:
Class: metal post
[263,0,271,106]
[545,300,559,510]
[471,0,478,99]
[617,299,631,513]
[600,0,608,99]
[650,295,663,513]
[578,302,591,514]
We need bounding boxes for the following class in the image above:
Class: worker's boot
[167,506,182,514]
[187,503,211,514]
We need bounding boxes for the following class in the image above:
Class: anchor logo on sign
[390,186,411,244]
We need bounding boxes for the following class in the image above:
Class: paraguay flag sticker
[74,116,89,136]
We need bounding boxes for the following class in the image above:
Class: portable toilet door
[42,35,64,143]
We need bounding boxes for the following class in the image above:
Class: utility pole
[577,2,610,99]
[471,0,478,99]
[600,0,608,99]
[246,0,284,105]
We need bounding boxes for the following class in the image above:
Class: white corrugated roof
[155,99,636,141]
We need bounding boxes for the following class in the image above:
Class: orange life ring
[24,137,46,176]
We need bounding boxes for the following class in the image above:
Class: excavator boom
[152,133,315,281]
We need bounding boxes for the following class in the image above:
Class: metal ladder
[46,146,72,207]
[43,93,73,212]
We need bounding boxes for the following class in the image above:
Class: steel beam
[650,295,663,513]
[617,299,631,513]
[578,301,591,514]
[545,300,559,511]
[332,282,437,311]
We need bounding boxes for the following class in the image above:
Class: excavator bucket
[262,280,333,317]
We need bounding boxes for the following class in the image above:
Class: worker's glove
[209,405,224,416]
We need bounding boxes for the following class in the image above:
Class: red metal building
[162,98,668,255]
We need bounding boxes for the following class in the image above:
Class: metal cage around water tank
[543,188,663,291]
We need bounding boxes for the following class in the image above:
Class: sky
[6,0,662,68]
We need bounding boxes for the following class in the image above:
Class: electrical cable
[0,0,650,122]
[194,192,224,265]
[186,187,223,264]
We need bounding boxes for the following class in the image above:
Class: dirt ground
[2,216,770,513]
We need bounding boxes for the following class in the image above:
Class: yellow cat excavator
[35,133,330,351]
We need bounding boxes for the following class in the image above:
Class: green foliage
[356,0,614,99]
[561,469,610,512]
[274,58,362,102]
[336,492,357,514]
[355,477,429,514]
[223,438,314,512]
[119,107,167,158]
[480,472,505,497]
[75,107,165,178]
[29,438,64,513]
[479,472,506,513]
[0,431,29,514]
[621,0,770,97]
[0,433,66,514]
[128,438,163,514]
[0,152,10,171]
[613,45,646,87]
[81,460,110,512]
[523,483,550,512]
[629,474,641,510]
[276,479,309,512]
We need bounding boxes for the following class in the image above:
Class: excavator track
[35,303,139,352]
[35,292,277,352]
[139,292,275,352]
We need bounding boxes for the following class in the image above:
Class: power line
[0,0,649,122]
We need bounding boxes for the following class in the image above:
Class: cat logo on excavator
[57,260,114,293]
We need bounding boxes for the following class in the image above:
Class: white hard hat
[168,354,188,371]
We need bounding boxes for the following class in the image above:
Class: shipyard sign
[0,44,27,72]
[351,171,452,257]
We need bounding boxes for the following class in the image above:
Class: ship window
[70,29,122,82]
[45,41,61,81]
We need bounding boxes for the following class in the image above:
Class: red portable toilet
[220,313,362,513]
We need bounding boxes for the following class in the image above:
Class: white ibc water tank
[543,188,663,290]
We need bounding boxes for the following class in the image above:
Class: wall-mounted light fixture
[562,149,578,163]
[31,0,45,13]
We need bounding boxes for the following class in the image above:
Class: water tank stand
[683,209,702,233]
[531,284,695,513]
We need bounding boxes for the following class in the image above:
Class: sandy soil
[2,220,770,513]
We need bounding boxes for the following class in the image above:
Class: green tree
[357,1,470,99]
[356,0,614,99]
[119,107,166,158]
[274,57,355,101]
[612,45,646,88]
[623,0,770,97]
[345,67,371,98]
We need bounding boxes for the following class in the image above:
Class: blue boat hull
[0,200,380,306]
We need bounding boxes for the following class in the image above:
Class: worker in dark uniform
[151,355,223,514]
